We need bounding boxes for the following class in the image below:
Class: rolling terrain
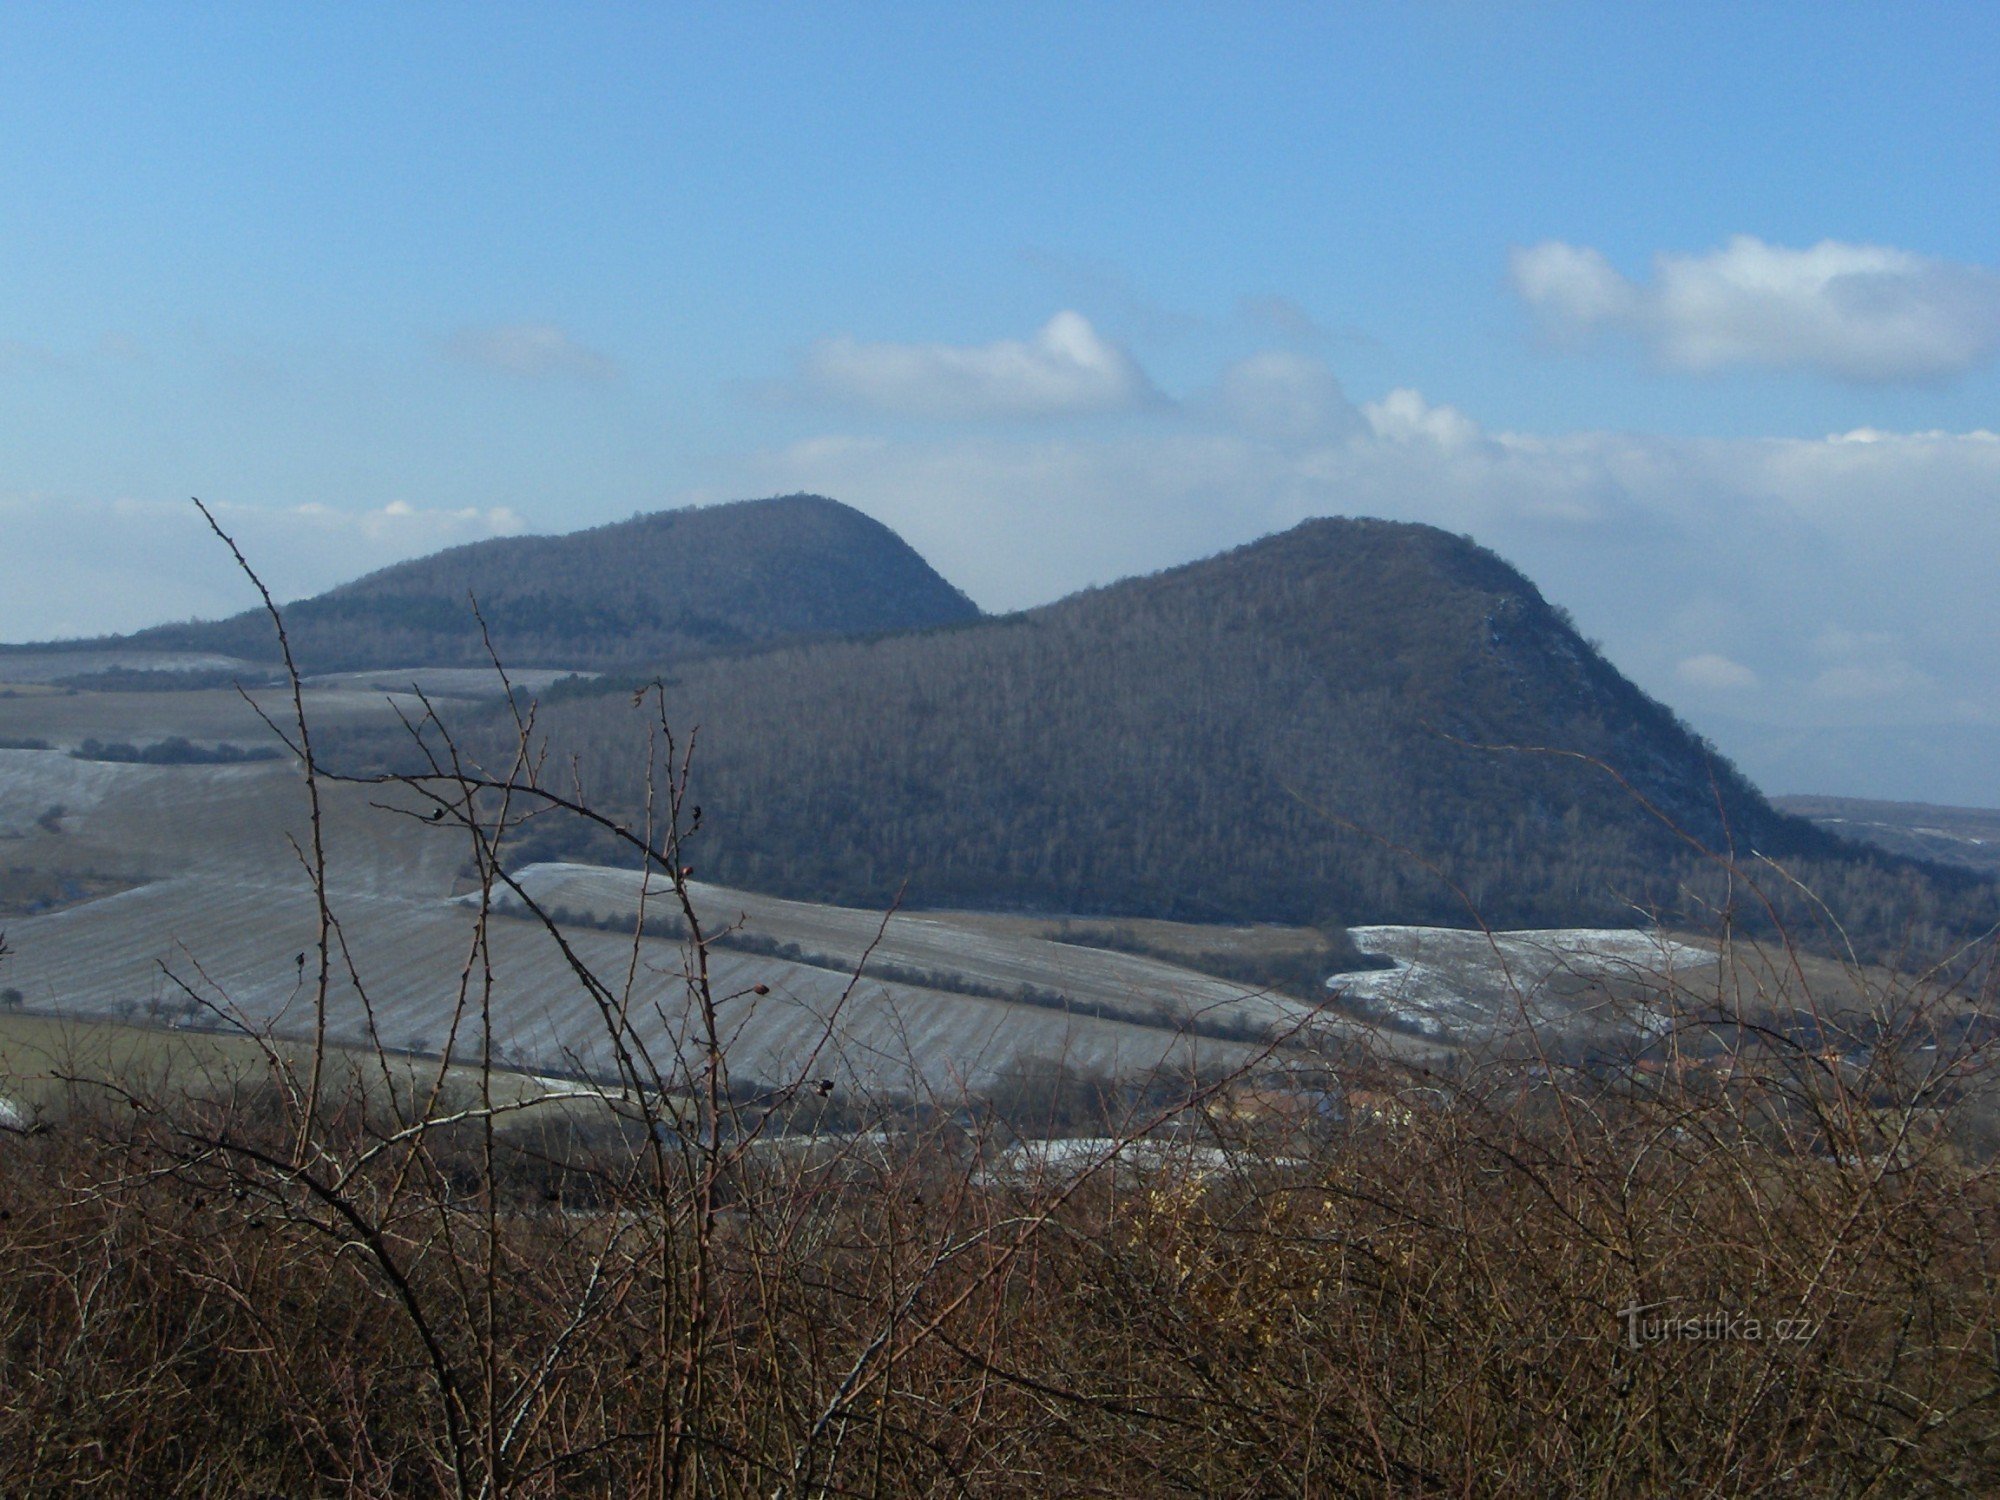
[1776,794,2000,879]
[3,503,1991,1104]
[0,746,1309,1094]
[0,727,1731,1097]
[495,515,1995,962]
[2,493,979,675]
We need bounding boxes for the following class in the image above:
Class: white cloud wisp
[1511,236,2000,382]
[799,311,1159,419]
[447,323,621,382]
[0,495,527,640]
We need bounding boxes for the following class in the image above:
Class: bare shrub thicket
[2,515,1998,1495]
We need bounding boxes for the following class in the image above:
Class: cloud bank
[743,350,2000,800]
[1511,236,2000,381]
[0,495,527,640]
[798,311,1158,418]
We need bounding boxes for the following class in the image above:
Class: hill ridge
[480,511,1995,961]
[4,494,980,674]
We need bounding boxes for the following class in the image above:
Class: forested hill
[509,517,1992,956]
[47,495,981,673]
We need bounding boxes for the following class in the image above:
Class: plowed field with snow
[0,696,1716,1095]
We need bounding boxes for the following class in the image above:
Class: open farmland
[0,691,1731,1099]
[0,682,444,752]
[0,743,1285,1095]
[0,648,267,684]
[1776,793,2000,879]
[491,861,1364,1047]
[1333,924,1715,1040]
[304,665,595,698]
[0,1009,601,1131]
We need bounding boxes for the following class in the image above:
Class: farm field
[494,861,1360,1045]
[0,1009,603,1132]
[0,741,1281,1095]
[304,665,596,697]
[1776,793,2000,879]
[0,684,440,751]
[0,648,265,684]
[0,686,1737,1100]
[1333,924,1714,1040]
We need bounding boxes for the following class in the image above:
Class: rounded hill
[519,515,1991,955]
[115,494,981,672]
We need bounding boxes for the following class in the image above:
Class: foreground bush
[3,1017,1998,1497]
[5,527,1993,1495]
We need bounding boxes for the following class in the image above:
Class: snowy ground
[1333,925,1715,1040]
[497,861,1349,1046]
[0,738,1715,1098]
[0,685,437,753]
[0,750,1279,1096]
[0,649,263,684]
[305,666,597,698]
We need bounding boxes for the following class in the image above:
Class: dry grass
[4,1008,1999,1496]
[3,527,1998,1496]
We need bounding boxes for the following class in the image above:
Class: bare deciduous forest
[4,526,1998,1494]
[6,496,977,673]
[424,517,1994,967]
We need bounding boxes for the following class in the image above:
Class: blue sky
[3,4,1997,801]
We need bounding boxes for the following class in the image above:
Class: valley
[0,684,1738,1109]
[1777,793,2000,879]
[3,501,1993,1500]
[3,498,1991,1117]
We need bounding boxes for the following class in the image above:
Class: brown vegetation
[449,517,1995,966]
[5,968,2000,1495]
[3,515,1999,1495]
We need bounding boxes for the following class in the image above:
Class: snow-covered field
[1334,925,1715,1039]
[975,1135,1283,1188]
[0,684,437,752]
[0,735,1715,1097]
[305,666,597,698]
[0,750,1276,1095]
[0,649,263,683]
[498,861,1341,1044]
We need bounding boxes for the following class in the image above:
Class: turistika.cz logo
[1619,1302,1819,1350]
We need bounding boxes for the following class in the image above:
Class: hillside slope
[1776,795,2000,879]
[23,494,979,673]
[509,518,1991,953]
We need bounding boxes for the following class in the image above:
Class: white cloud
[1509,242,1639,336]
[798,311,1158,418]
[1216,352,1366,443]
[739,390,2000,799]
[1676,653,1760,691]
[1511,235,2000,381]
[447,322,620,382]
[0,495,527,640]
[1362,388,1485,449]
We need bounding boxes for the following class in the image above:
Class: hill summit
[517,516,1988,952]
[110,494,981,672]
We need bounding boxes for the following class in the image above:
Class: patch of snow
[1329,926,1714,1041]
[977,1135,1287,1187]
[0,748,133,832]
